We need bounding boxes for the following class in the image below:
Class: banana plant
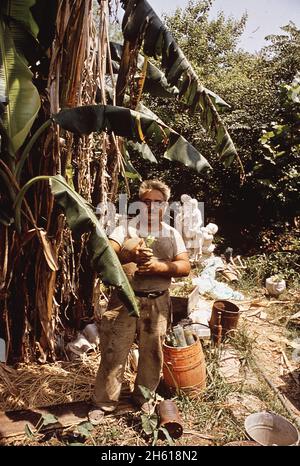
[110,40,231,109]
[110,41,179,99]
[1,96,213,316]
[120,0,238,167]
[0,120,140,315]
[14,174,139,317]
[52,104,212,173]
[0,1,41,153]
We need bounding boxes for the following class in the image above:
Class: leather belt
[134,290,167,299]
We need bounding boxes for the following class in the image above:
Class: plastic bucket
[209,300,240,341]
[162,336,206,395]
[245,411,299,446]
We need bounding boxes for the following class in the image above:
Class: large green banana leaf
[134,100,211,169]
[2,2,40,65]
[0,3,40,152]
[14,175,139,316]
[2,0,39,38]
[110,41,178,98]
[110,41,230,109]
[52,104,211,173]
[203,88,231,112]
[105,80,222,168]
[2,0,58,65]
[103,83,170,164]
[127,141,157,163]
[121,0,237,166]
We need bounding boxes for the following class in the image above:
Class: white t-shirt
[109,218,187,292]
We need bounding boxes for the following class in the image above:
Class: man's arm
[136,252,191,278]
[110,239,122,254]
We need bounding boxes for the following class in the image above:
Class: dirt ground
[0,287,299,447]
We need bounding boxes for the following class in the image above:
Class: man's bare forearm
[155,259,190,278]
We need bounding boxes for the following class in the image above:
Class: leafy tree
[256,73,300,219]
[263,22,300,85]
[134,1,300,251]
[163,0,247,80]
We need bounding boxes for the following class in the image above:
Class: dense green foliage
[129,0,300,252]
[257,73,300,223]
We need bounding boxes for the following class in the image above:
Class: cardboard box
[170,285,199,324]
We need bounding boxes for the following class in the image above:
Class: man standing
[89,180,190,424]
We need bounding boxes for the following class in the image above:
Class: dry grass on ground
[1,278,299,446]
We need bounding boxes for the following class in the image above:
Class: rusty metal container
[157,400,183,439]
[209,300,240,341]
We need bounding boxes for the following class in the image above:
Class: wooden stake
[251,357,300,431]
[281,350,300,386]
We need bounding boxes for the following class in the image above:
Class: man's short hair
[139,179,171,202]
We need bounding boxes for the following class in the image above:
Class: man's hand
[135,258,163,275]
[136,252,191,277]
[133,245,154,265]
[118,238,153,265]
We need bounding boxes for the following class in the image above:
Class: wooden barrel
[210,300,240,340]
[162,337,206,396]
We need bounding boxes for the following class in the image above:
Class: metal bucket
[245,411,299,446]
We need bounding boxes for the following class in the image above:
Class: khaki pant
[93,291,171,411]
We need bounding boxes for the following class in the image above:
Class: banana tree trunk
[1,0,106,362]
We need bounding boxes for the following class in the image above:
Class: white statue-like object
[201,222,218,260]
[175,195,203,261]
[175,195,218,262]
